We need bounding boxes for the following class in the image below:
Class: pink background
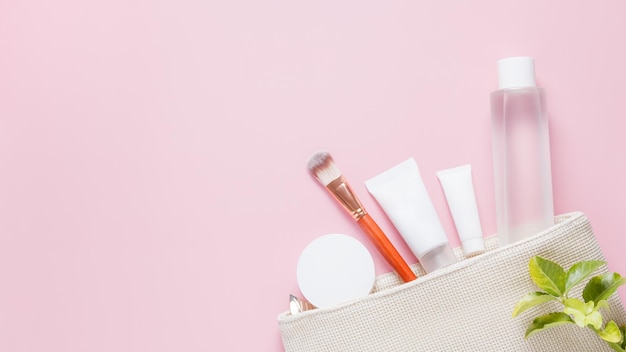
[1,1,626,351]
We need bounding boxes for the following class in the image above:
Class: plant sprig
[513,256,626,351]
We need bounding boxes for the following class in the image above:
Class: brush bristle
[307,151,341,186]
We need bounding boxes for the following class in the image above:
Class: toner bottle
[491,57,554,246]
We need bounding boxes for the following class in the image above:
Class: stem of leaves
[512,256,626,349]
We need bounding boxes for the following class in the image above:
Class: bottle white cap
[296,234,376,309]
[498,56,536,89]
[462,237,486,257]
[418,243,457,273]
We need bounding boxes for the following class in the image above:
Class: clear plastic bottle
[491,57,554,246]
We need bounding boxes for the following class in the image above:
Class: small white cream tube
[365,158,456,273]
[437,164,485,256]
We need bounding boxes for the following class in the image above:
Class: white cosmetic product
[365,158,456,273]
[297,234,375,309]
[437,165,486,256]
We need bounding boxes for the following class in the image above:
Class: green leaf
[512,292,557,318]
[586,311,604,330]
[582,272,626,303]
[525,312,575,339]
[613,324,626,349]
[529,256,567,297]
[598,321,623,344]
[565,260,605,295]
[563,298,610,330]
[596,300,610,311]
[563,298,593,314]
[563,298,596,328]
[604,323,626,351]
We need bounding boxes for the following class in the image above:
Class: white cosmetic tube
[437,165,486,256]
[365,158,456,273]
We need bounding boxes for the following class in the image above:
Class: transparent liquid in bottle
[491,86,554,246]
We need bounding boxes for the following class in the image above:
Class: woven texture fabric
[277,212,626,351]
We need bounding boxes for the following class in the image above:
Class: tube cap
[498,56,536,89]
[462,237,486,257]
[418,243,457,273]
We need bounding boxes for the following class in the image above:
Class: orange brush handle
[357,214,417,282]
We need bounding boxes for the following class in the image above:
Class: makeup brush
[289,294,315,315]
[307,151,417,282]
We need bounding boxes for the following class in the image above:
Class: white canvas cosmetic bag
[277,212,626,351]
